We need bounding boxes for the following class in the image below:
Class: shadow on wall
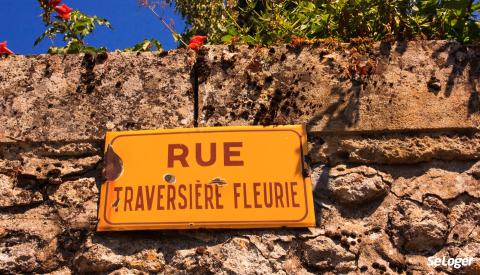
[431,42,480,115]
[305,40,480,132]
[376,40,479,125]
[306,81,362,133]
[380,40,479,102]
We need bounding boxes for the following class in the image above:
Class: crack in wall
[189,48,213,128]
[190,57,199,128]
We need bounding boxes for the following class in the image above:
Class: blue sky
[0,0,186,54]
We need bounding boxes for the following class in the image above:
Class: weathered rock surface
[388,200,449,255]
[1,42,479,274]
[310,132,480,165]
[0,51,196,142]
[74,237,165,273]
[0,173,43,208]
[49,178,99,230]
[198,41,480,132]
[392,168,480,201]
[303,236,356,273]
[327,165,392,205]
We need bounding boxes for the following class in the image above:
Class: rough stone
[245,234,288,260]
[0,173,43,208]
[388,200,449,255]
[108,267,147,275]
[312,132,480,165]
[74,235,166,274]
[35,142,102,158]
[1,43,480,274]
[303,236,356,273]
[73,241,124,273]
[0,51,196,142]
[357,232,407,274]
[447,200,480,245]
[327,165,392,205]
[21,156,101,183]
[199,41,480,132]
[467,160,480,179]
[43,266,73,275]
[0,205,62,242]
[49,178,99,229]
[0,205,63,274]
[217,237,275,274]
[392,168,480,202]
[0,239,39,274]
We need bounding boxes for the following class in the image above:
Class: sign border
[101,127,310,226]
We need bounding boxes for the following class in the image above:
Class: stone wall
[0,40,479,274]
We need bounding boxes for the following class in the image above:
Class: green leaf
[123,39,163,52]
[221,35,234,43]
[472,3,480,11]
[441,0,469,10]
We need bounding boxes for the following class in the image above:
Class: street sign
[97,125,316,231]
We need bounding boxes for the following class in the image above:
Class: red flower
[55,4,73,20]
[0,41,14,55]
[49,0,61,7]
[188,35,207,51]
[190,35,207,45]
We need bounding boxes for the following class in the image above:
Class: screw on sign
[97,125,316,231]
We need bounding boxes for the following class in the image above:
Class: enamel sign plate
[97,125,316,231]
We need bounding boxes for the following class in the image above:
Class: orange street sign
[97,125,316,231]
